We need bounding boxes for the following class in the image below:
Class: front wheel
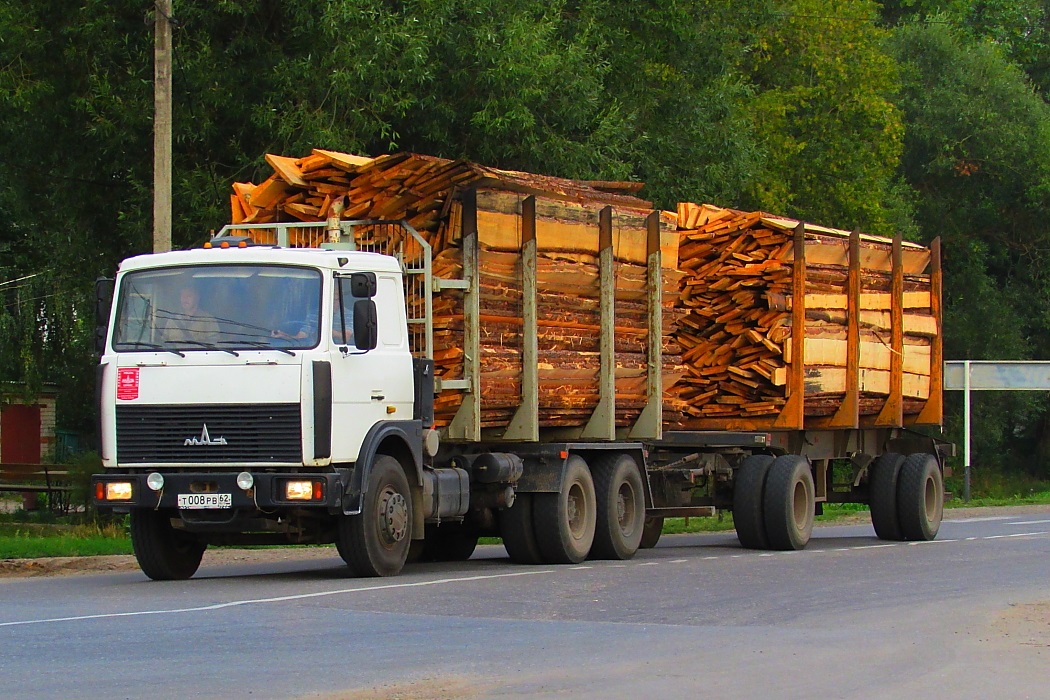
[129,509,206,581]
[337,455,413,577]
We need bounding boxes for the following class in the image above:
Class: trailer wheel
[420,521,479,562]
[499,493,544,564]
[762,454,815,551]
[897,453,943,541]
[733,454,775,549]
[590,453,645,560]
[534,455,597,564]
[869,452,905,541]
[639,517,664,549]
[337,455,412,577]
[129,509,206,581]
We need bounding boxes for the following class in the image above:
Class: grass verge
[0,522,132,559]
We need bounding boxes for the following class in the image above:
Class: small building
[1,384,58,509]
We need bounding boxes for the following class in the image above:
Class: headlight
[101,482,133,501]
[236,471,254,491]
[284,480,323,501]
[146,473,165,491]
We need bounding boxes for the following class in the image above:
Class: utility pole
[153,0,173,253]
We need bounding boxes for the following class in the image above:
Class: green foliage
[4,0,1050,481]
[890,21,1050,473]
[743,0,910,236]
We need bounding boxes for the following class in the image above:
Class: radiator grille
[116,404,302,464]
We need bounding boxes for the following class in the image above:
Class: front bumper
[92,471,346,511]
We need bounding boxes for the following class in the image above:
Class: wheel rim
[567,482,587,540]
[378,486,409,547]
[616,481,639,536]
[791,479,809,530]
[923,474,938,522]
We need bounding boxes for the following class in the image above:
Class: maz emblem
[184,424,228,446]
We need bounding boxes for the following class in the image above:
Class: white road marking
[0,569,554,629]
[943,516,1013,523]
[6,528,1050,630]
[977,532,1048,540]
[1008,519,1050,526]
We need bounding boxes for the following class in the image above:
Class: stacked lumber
[228,152,941,435]
[430,237,685,428]
[666,203,939,429]
[428,192,684,428]
[230,150,682,431]
[669,207,794,422]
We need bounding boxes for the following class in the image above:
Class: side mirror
[94,277,114,354]
[353,299,378,351]
[350,272,377,298]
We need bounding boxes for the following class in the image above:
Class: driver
[159,286,220,341]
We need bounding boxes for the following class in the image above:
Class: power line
[0,272,42,289]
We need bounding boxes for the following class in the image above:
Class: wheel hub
[378,489,408,545]
[567,484,584,537]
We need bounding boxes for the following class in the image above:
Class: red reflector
[313,481,324,500]
[95,482,105,501]
[560,450,569,459]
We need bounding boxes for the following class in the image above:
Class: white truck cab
[100,246,414,468]
[92,229,453,580]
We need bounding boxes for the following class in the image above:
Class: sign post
[944,360,1050,501]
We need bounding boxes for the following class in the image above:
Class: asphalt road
[2,513,1049,700]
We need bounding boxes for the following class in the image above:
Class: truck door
[328,273,414,462]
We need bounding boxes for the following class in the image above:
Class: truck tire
[733,454,775,549]
[534,455,596,564]
[590,453,645,560]
[337,455,412,577]
[499,493,544,564]
[762,454,815,551]
[897,453,943,541]
[420,521,479,562]
[129,508,206,581]
[869,452,905,541]
[639,516,664,549]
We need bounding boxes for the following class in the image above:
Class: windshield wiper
[175,340,239,356]
[218,340,295,356]
[117,341,185,358]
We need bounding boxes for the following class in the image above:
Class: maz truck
[92,217,950,580]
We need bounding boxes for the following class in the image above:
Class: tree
[741,0,911,237]
[891,20,1050,472]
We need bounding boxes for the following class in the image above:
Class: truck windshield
[111,264,322,352]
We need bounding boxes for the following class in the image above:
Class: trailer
[92,156,949,580]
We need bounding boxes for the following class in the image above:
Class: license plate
[177,493,232,510]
